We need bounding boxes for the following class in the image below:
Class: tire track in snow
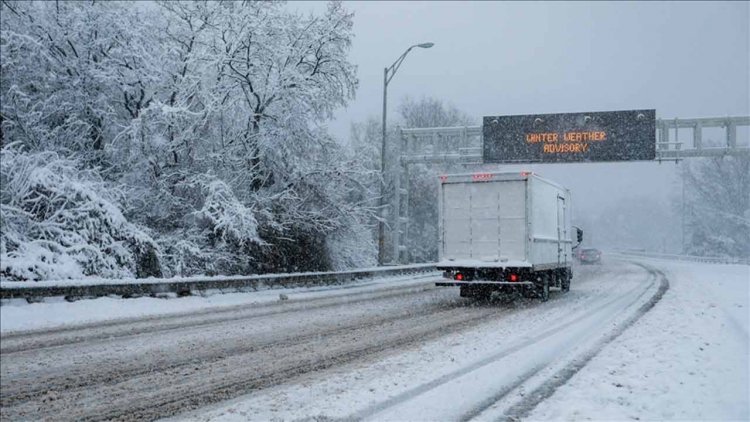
[489,263,669,421]
[2,305,508,421]
[0,289,463,407]
[352,262,666,421]
[4,276,536,421]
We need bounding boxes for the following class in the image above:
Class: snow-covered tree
[0,1,153,162]
[399,96,474,129]
[348,116,395,247]
[681,155,750,258]
[1,1,373,280]
[200,1,369,272]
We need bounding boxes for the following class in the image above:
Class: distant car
[576,248,602,264]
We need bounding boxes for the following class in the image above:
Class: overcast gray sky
[294,1,749,250]
[295,1,748,136]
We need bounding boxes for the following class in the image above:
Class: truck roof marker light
[520,171,532,177]
[439,175,448,183]
[472,173,493,182]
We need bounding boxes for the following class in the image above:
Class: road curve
[349,262,667,421]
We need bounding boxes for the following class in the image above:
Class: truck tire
[522,286,537,298]
[461,285,491,300]
[561,269,571,292]
[538,275,550,302]
[460,285,483,299]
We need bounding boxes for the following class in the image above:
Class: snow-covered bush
[326,222,377,271]
[0,146,160,280]
[145,175,264,277]
[194,179,260,247]
[155,231,210,278]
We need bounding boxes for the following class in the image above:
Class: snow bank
[529,259,749,420]
[0,263,435,289]
[0,272,435,333]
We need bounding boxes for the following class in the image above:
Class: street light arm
[386,42,433,85]
[385,46,414,85]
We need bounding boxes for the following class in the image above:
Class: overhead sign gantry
[384,113,749,264]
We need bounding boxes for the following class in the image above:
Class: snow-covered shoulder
[529,259,749,420]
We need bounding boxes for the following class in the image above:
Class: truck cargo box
[436,171,575,300]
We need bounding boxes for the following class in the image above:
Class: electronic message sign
[482,109,656,163]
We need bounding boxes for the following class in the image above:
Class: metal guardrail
[0,264,438,302]
[614,250,749,265]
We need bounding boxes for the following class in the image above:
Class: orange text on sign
[526,131,607,144]
[543,143,590,153]
[563,131,606,142]
[526,133,558,143]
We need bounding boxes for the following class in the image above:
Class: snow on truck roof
[438,171,569,191]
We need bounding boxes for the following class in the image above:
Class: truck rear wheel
[561,269,571,292]
[460,285,491,300]
[460,285,474,298]
[460,285,482,299]
[537,275,550,302]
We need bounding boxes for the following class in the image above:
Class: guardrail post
[693,121,702,150]
[727,119,737,148]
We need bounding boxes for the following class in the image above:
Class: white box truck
[436,171,581,301]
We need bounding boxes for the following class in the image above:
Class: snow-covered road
[1,258,746,421]
[175,260,665,422]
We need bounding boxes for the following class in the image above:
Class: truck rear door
[442,180,526,262]
[469,182,500,261]
[442,183,473,260]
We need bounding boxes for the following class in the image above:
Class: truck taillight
[455,273,464,281]
[508,273,518,282]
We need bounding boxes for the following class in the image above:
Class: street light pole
[377,42,434,265]
[378,66,388,265]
